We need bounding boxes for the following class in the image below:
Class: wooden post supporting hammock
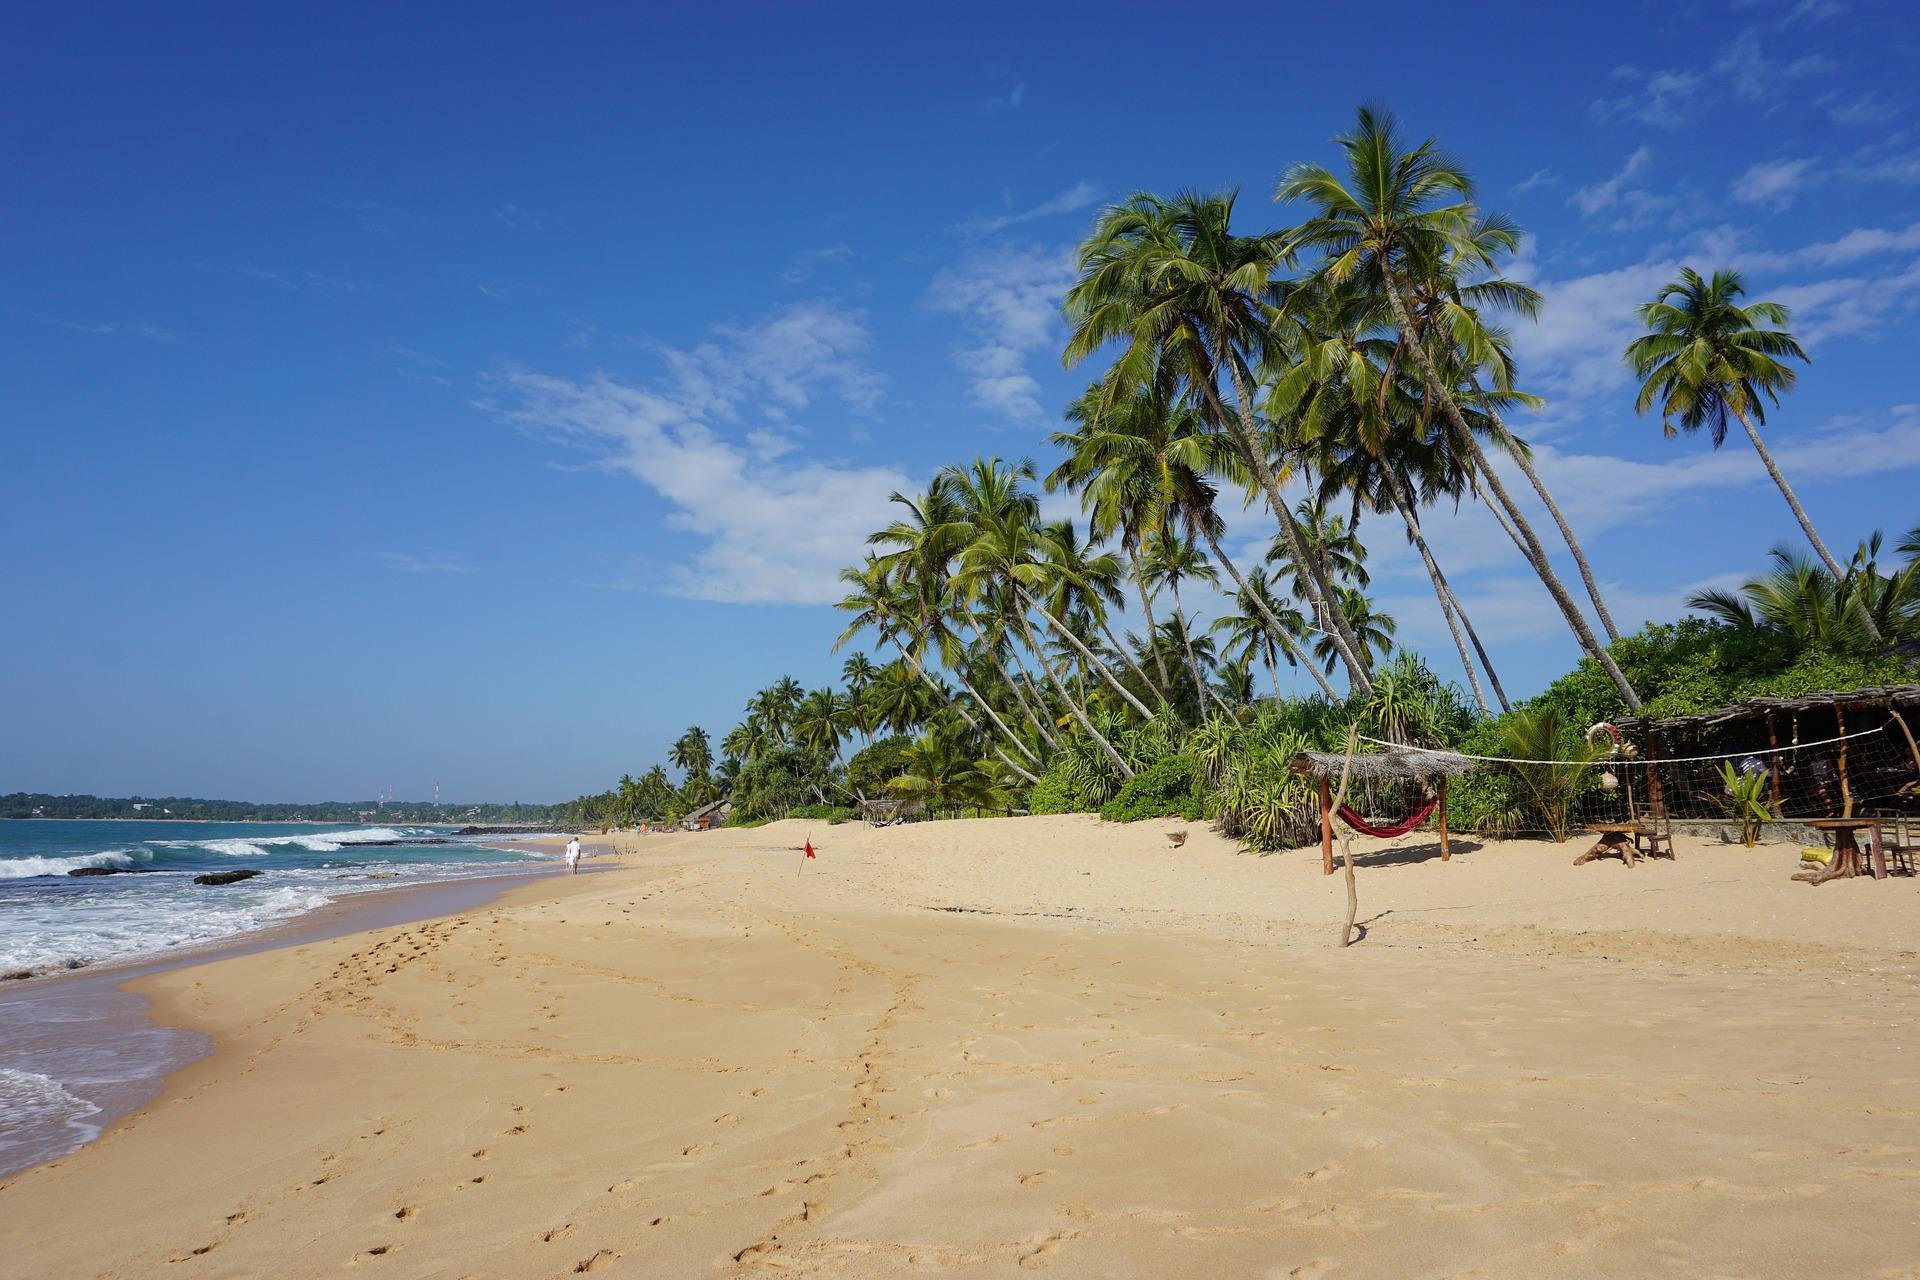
[1294,746,1473,875]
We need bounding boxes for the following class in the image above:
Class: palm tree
[1276,105,1642,709]
[1625,267,1874,640]
[1063,189,1377,692]
[1142,531,1229,711]
[1313,587,1395,685]
[833,555,1040,785]
[669,726,712,781]
[1212,566,1298,700]
[1690,538,1917,648]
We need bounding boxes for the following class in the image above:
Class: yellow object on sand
[1800,846,1833,865]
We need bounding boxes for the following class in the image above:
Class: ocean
[0,818,555,1176]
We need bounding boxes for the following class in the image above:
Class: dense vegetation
[557,106,1916,842]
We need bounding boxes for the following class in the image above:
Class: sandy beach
[3,816,1916,1278]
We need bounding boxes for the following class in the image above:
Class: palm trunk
[1127,541,1174,696]
[922,632,1042,765]
[1379,275,1642,711]
[1734,406,1880,640]
[1013,611,1132,778]
[983,637,1061,751]
[1199,524,1340,701]
[1466,373,1623,642]
[1097,614,1169,710]
[1428,561,1508,712]
[1167,580,1231,712]
[1381,468,1488,715]
[888,637,1039,785]
[1215,357,1375,694]
[1017,586,1158,720]
[1265,647,1281,701]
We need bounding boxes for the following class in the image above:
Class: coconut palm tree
[1313,587,1395,685]
[833,555,1039,785]
[669,726,712,781]
[1142,531,1230,711]
[1211,565,1308,700]
[1624,268,1874,640]
[1063,189,1377,692]
[1276,105,1642,709]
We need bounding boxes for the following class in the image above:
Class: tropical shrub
[1098,754,1203,823]
[1026,762,1086,815]
[789,803,859,824]
[1712,763,1771,847]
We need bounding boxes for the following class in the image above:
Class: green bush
[1099,754,1203,823]
[1026,762,1087,815]
[789,803,859,824]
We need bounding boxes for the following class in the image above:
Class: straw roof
[1288,746,1475,782]
[1622,684,1920,733]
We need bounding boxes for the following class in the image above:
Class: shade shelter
[1290,746,1476,874]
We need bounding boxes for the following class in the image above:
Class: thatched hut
[1289,746,1477,874]
[1617,685,1920,821]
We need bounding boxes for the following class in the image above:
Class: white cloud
[1732,157,1816,208]
[1591,69,1701,128]
[981,81,1025,113]
[957,181,1101,237]
[376,551,473,574]
[1769,258,1920,344]
[925,245,1075,422]
[1569,148,1674,228]
[779,243,855,284]
[484,302,908,606]
[1715,29,1834,100]
[1818,90,1896,126]
[1511,168,1557,195]
[24,312,183,342]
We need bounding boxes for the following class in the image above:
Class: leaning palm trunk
[1096,612,1170,710]
[982,639,1062,751]
[1198,524,1340,701]
[1465,373,1623,642]
[1733,407,1881,641]
[1379,277,1642,711]
[1213,355,1382,694]
[1016,586,1158,720]
[1012,611,1133,778]
[1381,468,1489,715]
[1167,584,1232,712]
[1126,542,1174,698]
[888,637,1040,785]
[1217,358,1376,694]
[1424,556,1509,712]
[920,634,1042,766]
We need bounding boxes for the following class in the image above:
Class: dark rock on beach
[67,865,167,876]
[450,825,544,836]
[193,869,262,886]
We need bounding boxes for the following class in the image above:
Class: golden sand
[3,816,1915,1277]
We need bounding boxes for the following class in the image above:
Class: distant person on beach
[565,836,582,874]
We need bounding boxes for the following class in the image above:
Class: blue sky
[4,0,1916,802]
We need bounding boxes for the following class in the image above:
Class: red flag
[804,840,816,859]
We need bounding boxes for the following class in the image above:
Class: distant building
[680,798,732,831]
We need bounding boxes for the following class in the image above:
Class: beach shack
[1617,684,1920,821]
[680,798,731,831]
[1289,746,1476,875]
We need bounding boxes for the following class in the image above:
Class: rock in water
[193,869,262,886]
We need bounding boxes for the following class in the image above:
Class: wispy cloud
[23,312,183,342]
[1818,89,1897,126]
[1569,148,1676,228]
[1732,157,1816,208]
[925,245,1074,423]
[1714,28,1834,100]
[482,301,903,605]
[957,181,1101,237]
[1510,168,1558,196]
[376,551,474,574]
[980,80,1025,113]
[390,346,453,386]
[324,196,406,236]
[779,243,855,284]
[1591,68,1701,128]
[228,264,372,296]
[495,203,554,232]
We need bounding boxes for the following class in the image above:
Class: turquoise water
[0,819,549,973]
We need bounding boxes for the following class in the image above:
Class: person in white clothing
[564,836,582,874]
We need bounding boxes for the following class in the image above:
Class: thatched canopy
[1620,684,1920,733]
[1289,746,1476,782]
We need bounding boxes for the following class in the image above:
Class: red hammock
[1335,796,1440,838]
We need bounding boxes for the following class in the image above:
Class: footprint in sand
[393,1207,414,1221]
[541,1222,578,1243]
[1018,1170,1053,1186]
[1288,1258,1337,1279]
[680,1142,715,1157]
[349,1245,393,1263]
[1301,1161,1340,1182]
[573,1250,618,1272]
[504,1125,529,1136]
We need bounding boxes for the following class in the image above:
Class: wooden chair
[1635,798,1676,860]
[1863,807,1916,876]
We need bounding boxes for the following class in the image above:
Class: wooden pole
[1765,710,1783,812]
[1889,708,1920,778]
[1437,776,1450,861]
[1319,776,1334,876]
[1645,732,1666,819]
[1837,704,1853,818]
